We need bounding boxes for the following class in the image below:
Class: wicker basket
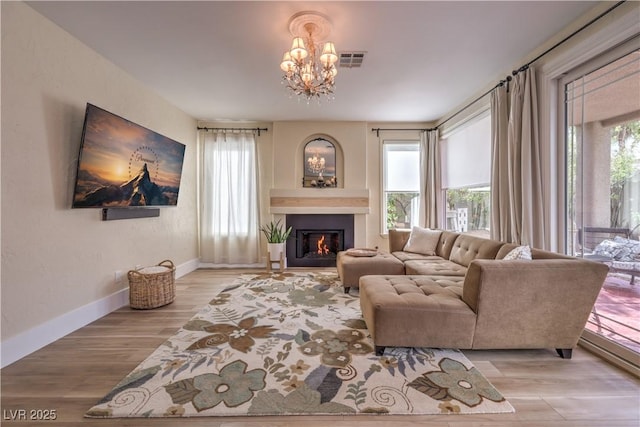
[128,260,175,309]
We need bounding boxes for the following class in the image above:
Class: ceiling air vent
[339,51,366,68]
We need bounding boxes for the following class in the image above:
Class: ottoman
[359,275,476,355]
[336,250,404,293]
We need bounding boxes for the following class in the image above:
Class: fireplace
[286,214,354,267]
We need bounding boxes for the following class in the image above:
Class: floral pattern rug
[86,272,514,418]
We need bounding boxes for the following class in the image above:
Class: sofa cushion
[613,236,640,260]
[435,231,460,259]
[593,236,640,262]
[388,229,411,253]
[403,226,442,255]
[391,251,438,262]
[404,258,468,276]
[449,234,504,267]
[337,251,405,289]
[416,274,466,289]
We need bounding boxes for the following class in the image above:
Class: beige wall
[199,121,385,256]
[268,122,367,251]
[1,1,198,349]
[271,121,368,190]
[198,121,432,253]
[265,121,431,251]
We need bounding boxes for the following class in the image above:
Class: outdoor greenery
[386,192,419,231]
[446,188,490,231]
[610,121,640,229]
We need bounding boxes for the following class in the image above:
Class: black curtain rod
[512,1,626,76]
[436,74,516,129]
[197,126,268,136]
[436,82,502,129]
[437,0,626,130]
[371,127,437,137]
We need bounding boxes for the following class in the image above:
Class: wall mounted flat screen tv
[72,103,186,208]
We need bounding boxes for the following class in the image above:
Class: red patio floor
[587,272,640,354]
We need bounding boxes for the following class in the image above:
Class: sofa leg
[556,348,573,359]
[375,346,385,356]
[344,286,350,294]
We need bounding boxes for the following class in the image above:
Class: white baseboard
[176,258,200,278]
[0,258,199,368]
[198,262,265,269]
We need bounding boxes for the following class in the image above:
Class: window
[563,48,640,359]
[382,142,420,234]
[445,186,491,234]
[565,50,640,257]
[200,130,260,264]
[441,113,491,236]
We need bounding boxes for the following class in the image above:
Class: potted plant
[260,220,292,266]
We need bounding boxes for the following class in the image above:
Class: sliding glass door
[564,47,640,363]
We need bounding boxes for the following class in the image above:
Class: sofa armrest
[462,259,609,349]
[388,229,411,253]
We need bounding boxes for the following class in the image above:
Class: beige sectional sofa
[337,228,609,359]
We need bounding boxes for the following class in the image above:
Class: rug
[86,272,514,418]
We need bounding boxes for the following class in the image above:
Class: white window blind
[441,114,491,189]
[384,143,420,192]
[382,142,420,233]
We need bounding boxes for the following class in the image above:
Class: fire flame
[317,235,330,255]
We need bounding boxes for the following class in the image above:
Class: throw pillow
[403,226,442,255]
[345,248,378,257]
[503,245,532,260]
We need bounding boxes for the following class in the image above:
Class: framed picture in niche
[303,138,337,188]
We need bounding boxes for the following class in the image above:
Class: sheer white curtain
[419,129,441,228]
[490,67,545,247]
[200,130,260,265]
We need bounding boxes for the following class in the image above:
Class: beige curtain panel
[420,129,441,229]
[490,67,545,248]
[490,84,511,242]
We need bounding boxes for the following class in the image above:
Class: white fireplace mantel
[269,188,370,214]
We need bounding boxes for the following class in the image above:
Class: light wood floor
[2,268,639,426]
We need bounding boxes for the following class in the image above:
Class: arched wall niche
[297,134,344,188]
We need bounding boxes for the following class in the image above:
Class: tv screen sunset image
[72,104,186,208]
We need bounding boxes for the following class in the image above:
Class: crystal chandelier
[280,12,338,102]
[307,151,326,174]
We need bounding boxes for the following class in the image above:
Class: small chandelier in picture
[307,151,325,174]
[280,11,338,102]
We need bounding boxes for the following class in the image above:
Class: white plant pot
[267,242,287,268]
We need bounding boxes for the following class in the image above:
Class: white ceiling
[27,1,597,123]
